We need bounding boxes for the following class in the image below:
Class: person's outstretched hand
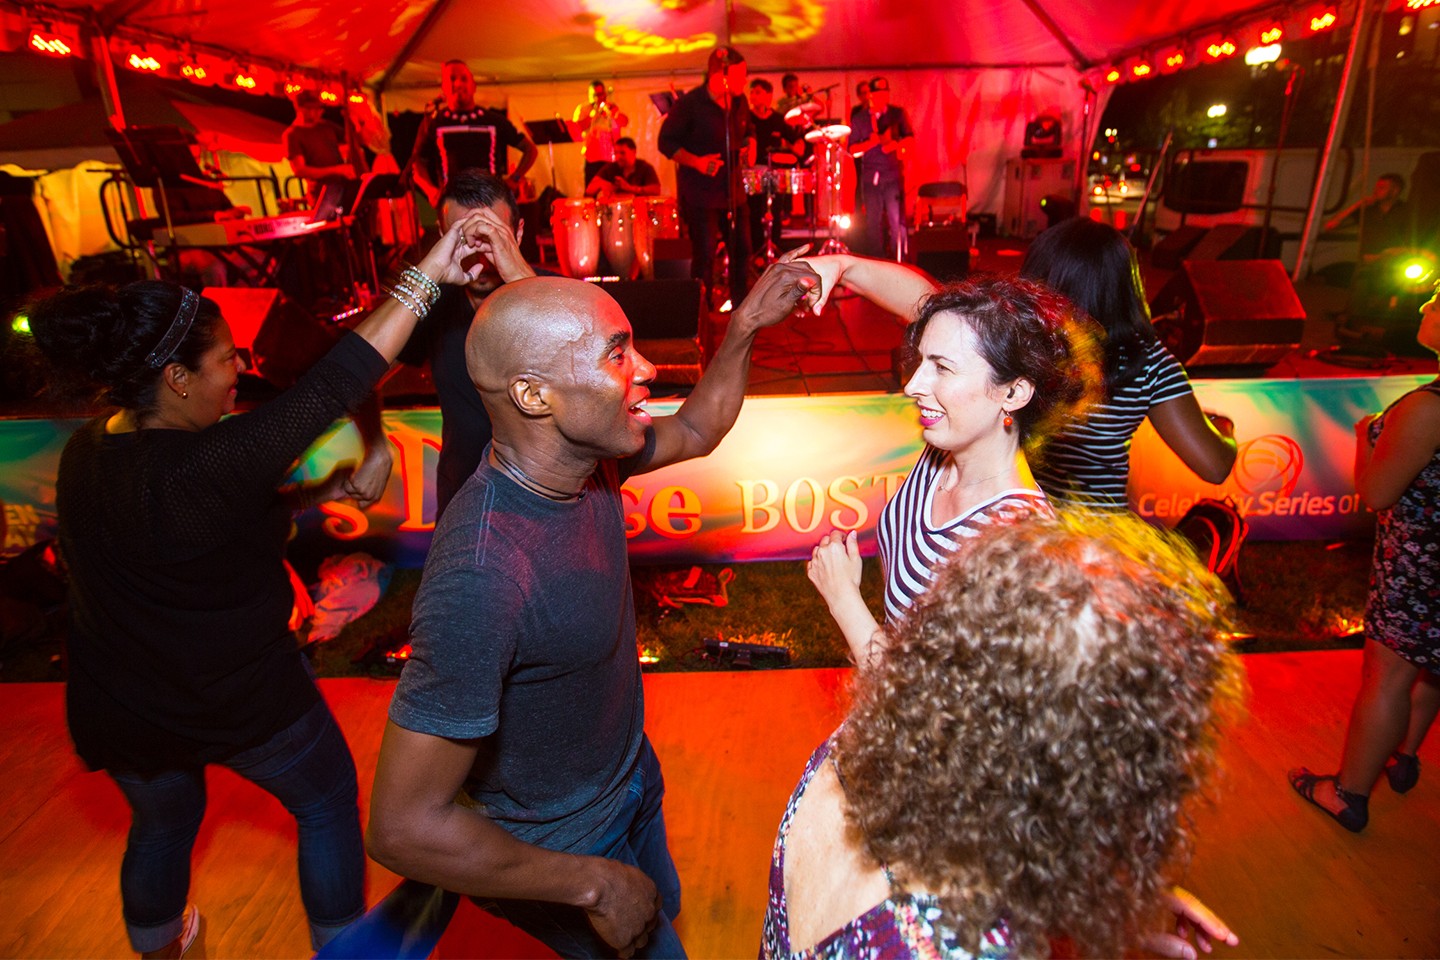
[1141,886,1239,960]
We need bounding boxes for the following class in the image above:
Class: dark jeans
[316,736,683,960]
[109,698,365,952]
[681,197,749,307]
[861,174,907,259]
[480,737,684,958]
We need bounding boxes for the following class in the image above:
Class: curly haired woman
[763,513,1244,959]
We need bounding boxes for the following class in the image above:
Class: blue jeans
[109,698,365,952]
[862,175,906,259]
[480,736,685,958]
[317,736,683,960]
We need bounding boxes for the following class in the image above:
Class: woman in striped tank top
[802,269,1102,666]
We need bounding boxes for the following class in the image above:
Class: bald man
[367,259,818,958]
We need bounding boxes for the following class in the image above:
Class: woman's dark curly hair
[24,281,223,416]
[905,274,1103,457]
[835,511,1244,957]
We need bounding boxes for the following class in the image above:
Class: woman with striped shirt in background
[1019,218,1237,507]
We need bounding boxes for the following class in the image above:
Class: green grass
[0,539,1374,683]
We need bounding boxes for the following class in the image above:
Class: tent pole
[86,21,125,131]
[375,0,458,95]
[1293,0,1375,283]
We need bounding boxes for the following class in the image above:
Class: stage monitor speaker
[910,225,970,282]
[650,237,691,281]
[1148,260,1305,368]
[1151,226,1209,270]
[1185,223,1280,261]
[594,278,705,385]
[203,286,343,389]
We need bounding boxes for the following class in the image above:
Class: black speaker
[1148,260,1306,367]
[1186,223,1280,261]
[204,286,343,389]
[651,237,692,281]
[1151,226,1209,270]
[910,226,970,282]
[594,278,706,385]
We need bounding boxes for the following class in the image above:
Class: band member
[776,73,810,117]
[849,77,914,259]
[284,89,357,213]
[409,60,538,209]
[573,80,629,185]
[585,138,662,200]
[658,45,755,308]
[747,78,804,255]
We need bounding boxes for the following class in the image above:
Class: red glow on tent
[1259,23,1283,44]
[1206,39,1238,59]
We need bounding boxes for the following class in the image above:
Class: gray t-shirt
[390,441,651,851]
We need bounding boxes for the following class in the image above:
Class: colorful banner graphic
[1,374,1428,566]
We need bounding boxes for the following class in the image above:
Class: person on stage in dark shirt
[776,73,812,118]
[747,77,804,255]
[24,213,496,959]
[658,45,755,308]
[366,258,820,958]
[585,137,662,200]
[395,168,541,521]
[848,76,914,260]
[1324,172,1413,257]
[284,89,357,209]
[410,60,538,209]
[573,79,630,185]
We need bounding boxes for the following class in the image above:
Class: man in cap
[848,76,914,259]
[658,45,756,308]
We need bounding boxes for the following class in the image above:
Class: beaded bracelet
[391,276,435,306]
[400,265,441,300]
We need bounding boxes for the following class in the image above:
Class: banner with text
[1,374,1427,565]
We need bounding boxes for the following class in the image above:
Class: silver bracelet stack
[386,265,442,320]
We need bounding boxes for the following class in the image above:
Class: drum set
[550,194,679,280]
[745,101,854,260]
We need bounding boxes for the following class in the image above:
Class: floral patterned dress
[760,734,1012,960]
[1365,378,1440,669]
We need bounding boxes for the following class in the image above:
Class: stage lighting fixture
[1104,67,1121,83]
[1310,8,1338,31]
[11,313,30,335]
[1260,23,1284,44]
[1245,43,1282,65]
[1205,39,1238,60]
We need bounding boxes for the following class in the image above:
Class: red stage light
[319,90,339,104]
[1132,61,1152,77]
[1405,0,1437,9]
[1206,39,1238,59]
[1260,24,1283,44]
[234,72,257,89]
[1105,67,1121,83]
[1165,51,1186,69]
[1309,8,1338,30]
[29,30,73,57]
[348,92,366,104]
[181,63,207,80]
[126,52,161,72]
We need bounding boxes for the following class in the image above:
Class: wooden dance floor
[3,651,1438,959]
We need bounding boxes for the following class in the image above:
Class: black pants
[681,198,750,307]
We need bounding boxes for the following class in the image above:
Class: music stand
[105,125,224,264]
[649,91,677,117]
[525,119,575,194]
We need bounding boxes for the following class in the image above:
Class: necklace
[491,448,585,502]
[935,465,1009,493]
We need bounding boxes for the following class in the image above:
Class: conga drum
[600,198,642,280]
[550,198,600,279]
[637,196,680,239]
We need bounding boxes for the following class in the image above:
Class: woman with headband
[24,212,495,958]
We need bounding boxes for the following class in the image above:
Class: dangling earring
[1003,413,1013,428]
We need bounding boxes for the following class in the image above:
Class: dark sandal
[1384,752,1420,794]
[1288,767,1368,832]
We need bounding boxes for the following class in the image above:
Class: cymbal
[804,123,851,143]
[784,102,824,123]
